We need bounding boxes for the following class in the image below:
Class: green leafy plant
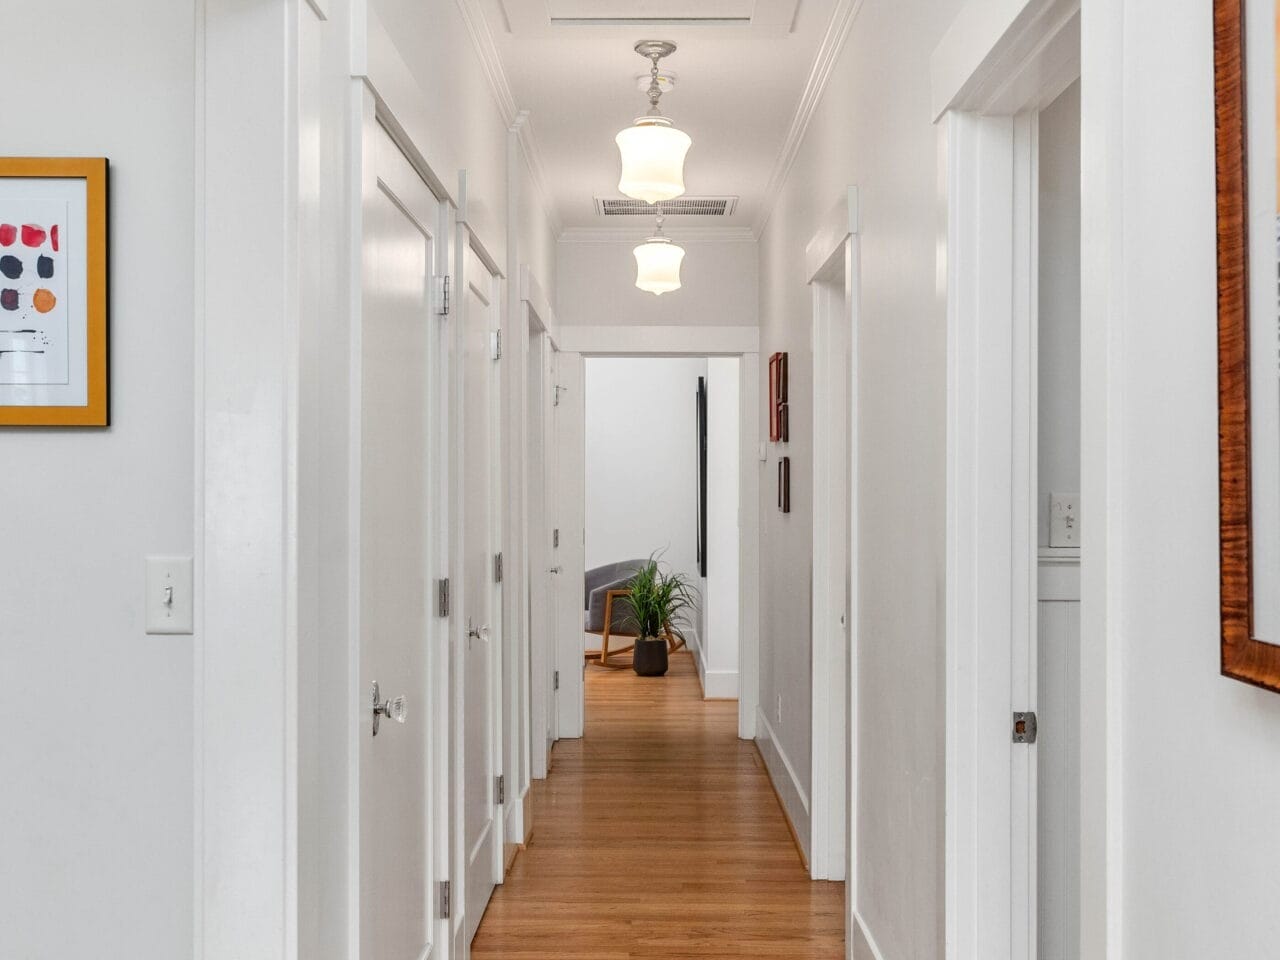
[624,553,699,640]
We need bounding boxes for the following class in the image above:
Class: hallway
[471,652,844,958]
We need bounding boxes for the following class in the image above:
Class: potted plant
[624,556,697,677]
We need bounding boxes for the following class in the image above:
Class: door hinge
[494,552,504,583]
[437,578,450,618]
[495,774,506,805]
[553,528,560,548]
[438,880,451,919]
[1012,711,1038,744]
[491,329,503,360]
[554,670,559,691]
[436,275,450,316]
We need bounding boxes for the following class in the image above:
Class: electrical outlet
[1049,492,1080,548]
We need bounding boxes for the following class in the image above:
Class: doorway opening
[935,2,1084,956]
[1035,78,1082,960]
[580,356,740,700]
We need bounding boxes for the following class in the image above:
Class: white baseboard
[755,707,811,863]
[701,669,738,699]
[850,908,887,960]
[503,788,525,852]
[683,630,735,699]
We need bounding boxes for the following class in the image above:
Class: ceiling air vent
[595,196,738,216]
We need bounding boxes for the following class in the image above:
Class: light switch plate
[146,556,194,635]
[1049,493,1080,548]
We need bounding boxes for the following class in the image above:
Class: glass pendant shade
[615,117,692,205]
[633,235,685,295]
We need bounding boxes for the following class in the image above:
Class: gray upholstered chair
[585,559,645,632]
[583,559,686,667]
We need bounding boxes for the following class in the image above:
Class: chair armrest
[604,589,638,635]
[586,576,633,631]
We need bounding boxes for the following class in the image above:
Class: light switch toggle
[146,557,193,635]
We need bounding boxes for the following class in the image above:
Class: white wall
[1,1,562,957]
[0,2,195,957]
[1093,1,1280,956]
[373,0,510,261]
[516,156,559,307]
[584,357,706,622]
[1038,81,1082,547]
[703,357,741,698]
[755,0,960,951]
[558,239,757,326]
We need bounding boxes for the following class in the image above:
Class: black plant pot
[632,636,669,676]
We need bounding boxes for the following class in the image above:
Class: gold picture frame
[0,157,108,426]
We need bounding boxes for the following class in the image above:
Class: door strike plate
[1012,711,1038,744]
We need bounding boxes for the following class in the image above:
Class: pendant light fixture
[633,210,685,296]
[615,40,692,205]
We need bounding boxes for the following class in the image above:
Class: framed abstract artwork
[0,158,108,426]
[778,456,790,514]
[1215,0,1280,691]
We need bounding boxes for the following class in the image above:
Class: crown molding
[455,0,563,236]
[754,0,866,238]
[558,225,758,244]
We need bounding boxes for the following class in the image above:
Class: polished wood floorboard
[471,651,845,959]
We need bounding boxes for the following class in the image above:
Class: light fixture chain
[647,52,663,114]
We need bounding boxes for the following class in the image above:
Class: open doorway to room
[1035,78,1082,960]
[936,3,1083,957]
[473,339,846,958]
[580,356,740,699]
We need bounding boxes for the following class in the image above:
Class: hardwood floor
[471,651,845,959]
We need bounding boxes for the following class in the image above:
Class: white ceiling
[470,0,852,238]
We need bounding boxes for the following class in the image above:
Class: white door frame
[805,188,859,884]
[520,267,560,779]
[197,4,300,955]
[551,325,762,741]
[933,2,1080,959]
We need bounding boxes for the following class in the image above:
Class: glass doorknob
[371,680,408,736]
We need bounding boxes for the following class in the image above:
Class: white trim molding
[198,2,300,956]
[805,186,860,282]
[852,909,889,960]
[519,263,560,345]
[931,0,1080,120]
[558,226,758,244]
[555,324,759,357]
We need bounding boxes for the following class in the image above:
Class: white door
[462,246,503,942]
[358,120,444,960]
[528,329,556,777]
[544,342,560,754]
[552,351,586,739]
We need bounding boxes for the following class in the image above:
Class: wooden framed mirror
[1216,0,1280,691]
